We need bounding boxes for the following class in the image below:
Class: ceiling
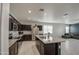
[10,3,79,24]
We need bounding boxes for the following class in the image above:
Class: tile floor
[61,39,79,55]
[18,39,79,55]
[18,41,39,55]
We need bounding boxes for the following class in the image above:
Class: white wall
[53,23,66,38]
[1,3,10,55]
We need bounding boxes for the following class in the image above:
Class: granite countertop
[9,35,23,47]
[9,39,19,47]
[36,35,66,44]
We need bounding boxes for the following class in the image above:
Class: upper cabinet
[20,25,42,31]
[21,25,32,31]
[9,14,21,31]
[9,14,42,31]
[9,16,13,31]
[37,25,42,31]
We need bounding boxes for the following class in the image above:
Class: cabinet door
[37,25,42,31]
[56,43,61,55]
[36,37,41,53]
[40,41,44,55]
[9,44,15,55]
[9,42,18,55]
[21,35,32,41]
[44,44,56,55]
[14,42,18,55]
[18,24,22,31]
[9,15,20,31]
[38,40,41,53]
[9,19,13,31]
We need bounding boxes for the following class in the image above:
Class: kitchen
[8,3,79,55]
[9,14,66,55]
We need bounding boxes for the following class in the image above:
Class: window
[66,25,69,33]
[43,25,53,34]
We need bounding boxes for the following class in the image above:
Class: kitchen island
[35,35,65,55]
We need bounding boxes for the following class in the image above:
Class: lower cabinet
[36,37,61,55]
[40,41,44,55]
[21,35,32,41]
[17,40,22,49]
[9,41,18,55]
[36,37,44,55]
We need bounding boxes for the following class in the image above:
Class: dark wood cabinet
[9,17,13,31]
[21,25,31,31]
[9,45,15,55]
[18,24,22,31]
[36,37,61,55]
[18,24,42,31]
[9,41,18,55]
[21,35,32,41]
[40,41,44,54]
[36,37,45,55]
[37,25,42,31]
[9,14,21,31]
[36,38,40,52]
[9,15,42,31]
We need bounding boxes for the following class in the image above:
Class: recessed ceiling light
[44,13,47,16]
[28,10,31,13]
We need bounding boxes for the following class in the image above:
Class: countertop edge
[9,39,18,47]
[36,35,66,44]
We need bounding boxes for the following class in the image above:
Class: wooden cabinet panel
[9,45,15,55]
[14,42,18,55]
[21,25,31,31]
[21,35,32,41]
[9,18,13,31]
[44,44,56,55]
[36,37,61,55]
[18,24,22,31]
[37,25,42,31]
[36,37,40,51]
[40,41,44,55]
[9,14,21,31]
[9,41,18,55]
[18,24,42,31]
